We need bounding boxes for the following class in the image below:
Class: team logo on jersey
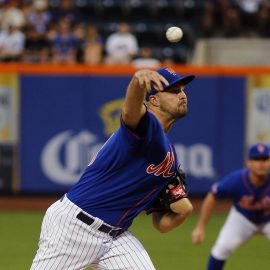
[239,195,270,210]
[146,151,175,178]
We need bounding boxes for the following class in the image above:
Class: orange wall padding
[0,64,270,76]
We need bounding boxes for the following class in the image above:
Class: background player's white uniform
[211,169,270,260]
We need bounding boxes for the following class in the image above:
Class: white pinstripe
[31,196,156,270]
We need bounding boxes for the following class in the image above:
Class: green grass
[0,211,269,270]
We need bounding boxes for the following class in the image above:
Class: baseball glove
[159,169,188,211]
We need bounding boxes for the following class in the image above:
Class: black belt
[76,211,125,238]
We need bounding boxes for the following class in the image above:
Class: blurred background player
[191,143,270,270]
[31,67,195,270]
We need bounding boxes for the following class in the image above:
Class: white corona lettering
[41,130,103,185]
[174,143,215,179]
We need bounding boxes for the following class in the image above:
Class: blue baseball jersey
[211,169,270,224]
[67,111,181,229]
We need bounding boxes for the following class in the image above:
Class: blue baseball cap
[146,67,195,101]
[248,143,270,159]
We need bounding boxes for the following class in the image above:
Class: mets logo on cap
[257,144,265,153]
[165,68,177,76]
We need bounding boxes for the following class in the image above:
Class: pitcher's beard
[176,105,188,119]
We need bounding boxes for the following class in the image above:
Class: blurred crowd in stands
[0,0,269,66]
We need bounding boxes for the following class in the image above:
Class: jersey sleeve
[119,110,161,146]
[211,170,241,199]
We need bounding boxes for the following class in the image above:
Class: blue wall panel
[19,75,246,195]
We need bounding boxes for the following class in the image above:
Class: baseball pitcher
[31,67,196,270]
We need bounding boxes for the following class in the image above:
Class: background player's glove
[159,169,188,211]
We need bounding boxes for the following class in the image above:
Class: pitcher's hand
[134,69,169,92]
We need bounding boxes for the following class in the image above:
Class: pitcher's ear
[149,95,160,107]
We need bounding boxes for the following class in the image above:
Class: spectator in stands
[105,22,139,65]
[255,4,270,37]
[0,0,25,30]
[200,0,264,38]
[0,24,25,62]
[23,24,50,63]
[51,18,77,64]
[233,0,264,31]
[222,7,243,37]
[202,0,243,37]
[132,47,161,69]
[73,23,86,63]
[26,0,52,36]
[210,0,232,32]
[23,0,51,63]
[234,0,263,14]
[200,1,218,38]
[51,0,80,27]
[83,24,104,65]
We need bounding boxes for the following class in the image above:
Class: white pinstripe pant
[30,196,156,270]
[211,207,270,260]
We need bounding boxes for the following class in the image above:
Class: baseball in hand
[166,26,183,43]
